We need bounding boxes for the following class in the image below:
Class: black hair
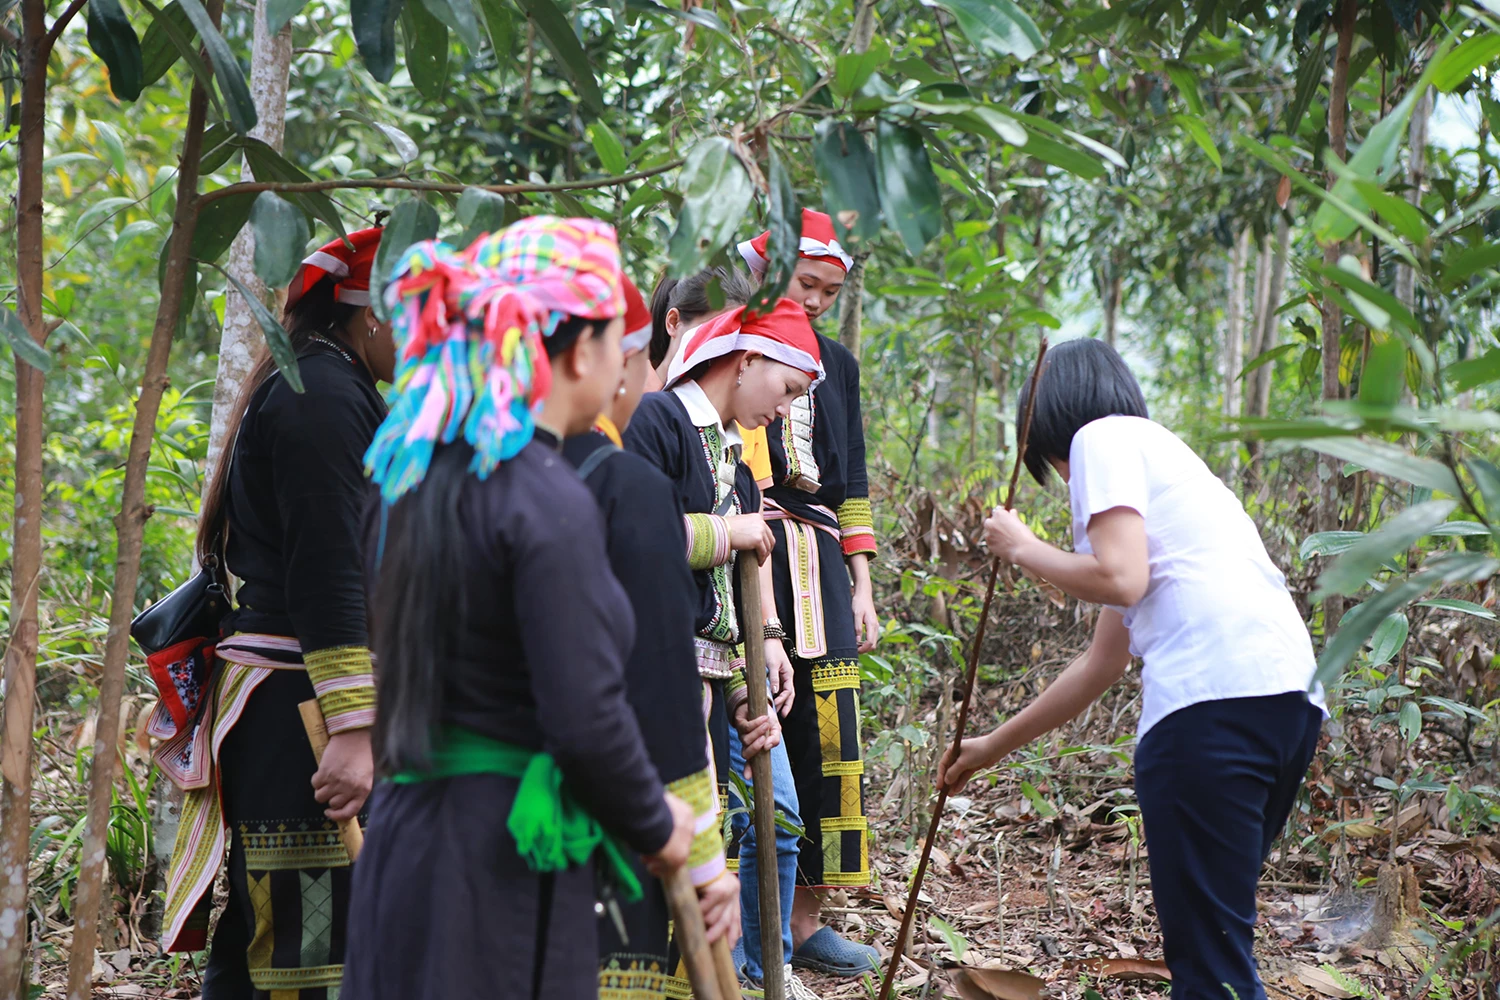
[648,266,754,367]
[369,310,602,771]
[1018,338,1148,485]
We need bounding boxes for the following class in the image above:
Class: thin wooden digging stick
[876,335,1048,1000]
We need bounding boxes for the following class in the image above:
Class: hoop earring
[367,323,377,340]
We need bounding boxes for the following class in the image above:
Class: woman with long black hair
[341,218,694,1000]
[159,227,390,998]
[939,338,1324,1000]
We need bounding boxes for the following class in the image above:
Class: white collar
[671,380,742,451]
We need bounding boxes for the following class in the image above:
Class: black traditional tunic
[342,433,673,1000]
[564,429,727,1000]
[165,343,384,1000]
[752,333,874,888]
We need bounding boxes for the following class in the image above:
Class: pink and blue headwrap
[364,216,626,502]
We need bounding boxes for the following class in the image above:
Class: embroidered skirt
[768,520,871,889]
[342,774,600,1000]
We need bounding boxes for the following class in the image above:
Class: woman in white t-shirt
[938,338,1323,1000]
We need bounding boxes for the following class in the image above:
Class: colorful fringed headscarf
[364,216,626,502]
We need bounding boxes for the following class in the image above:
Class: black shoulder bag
[130,455,233,656]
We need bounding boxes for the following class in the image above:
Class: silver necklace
[310,333,356,366]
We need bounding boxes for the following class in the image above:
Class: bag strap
[574,443,620,483]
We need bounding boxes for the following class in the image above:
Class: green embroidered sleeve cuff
[837,497,877,559]
[666,767,727,887]
[303,645,376,734]
[683,513,732,570]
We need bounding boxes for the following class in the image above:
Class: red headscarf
[736,208,854,278]
[664,297,824,390]
[286,227,384,307]
[620,275,652,357]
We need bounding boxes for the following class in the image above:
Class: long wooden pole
[736,555,783,1000]
[662,867,734,1000]
[876,336,1049,1000]
[297,700,365,861]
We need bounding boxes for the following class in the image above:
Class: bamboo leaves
[668,137,754,277]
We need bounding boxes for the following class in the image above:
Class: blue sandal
[790,926,880,976]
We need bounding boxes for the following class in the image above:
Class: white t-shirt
[1068,415,1324,737]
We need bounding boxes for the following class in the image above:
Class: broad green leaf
[1301,530,1366,560]
[402,2,450,99]
[241,139,346,243]
[176,0,258,135]
[1417,598,1497,620]
[514,0,604,113]
[1307,257,1417,333]
[1314,499,1456,600]
[455,186,507,245]
[1174,113,1219,169]
[1442,242,1500,287]
[1445,349,1500,391]
[1370,612,1410,667]
[249,192,311,288]
[1299,438,1460,495]
[1466,458,1500,518]
[927,916,969,963]
[371,198,442,321]
[93,122,128,177]
[1351,181,1429,246]
[747,149,800,313]
[74,196,137,239]
[113,219,160,256]
[1397,699,1421,740]
[1164,60,1204,115]
[833,35,890,100]
[875,120,942,255]
[351,0,403,82]
[1015,130,1105,179]
[0,306,52,373]
[1432,30,1500,93]
[932,0,1043,60]
[1240,343,1298,380]
[139,0,194,88]
[1429,521,1493,536]
[421,0,482,50]
[339,110,420,164]
[191,190,256,264]
[86,0,144,101]
[667,137,754,277]
[586,121,627,175]
[41,152,100,171]
[814,120,882,246]
[1358,335,1406,408]
[624,0,733,39]
[1285,40,1327,135]
[216,266,304,392]
[476,0,514,80]
[266,0,310,34]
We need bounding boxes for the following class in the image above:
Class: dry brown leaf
[1294,964,1355,998]
[1064,957,1172,982]
[1276,174,1292,209]
[950,966,1048,1000]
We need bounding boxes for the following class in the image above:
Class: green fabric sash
[389,725,643,902]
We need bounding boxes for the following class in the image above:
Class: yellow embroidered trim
[821,759,864,777]
[303,645,375,734]
[810,660,861,692]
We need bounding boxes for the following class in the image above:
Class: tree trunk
[1101,264,1122,349]
[65,9,219,992]
[1394,87,1431,327]
[1222,228,1249,481]
[838,252,868,362]
[206,0,294,480]
[1247,216,1291,473]
[0,1,59,993]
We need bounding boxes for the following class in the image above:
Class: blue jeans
[728,721,801,981]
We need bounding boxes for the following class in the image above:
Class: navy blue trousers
[1135,691,1322,1000]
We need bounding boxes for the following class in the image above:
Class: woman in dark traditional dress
[624,299,825,999]
[735,210,882,975]
[645,266,755,391]
[567,277,741,1000]
[342,218,694,1000]
[157,228,389,999]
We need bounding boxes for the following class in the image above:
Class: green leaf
[241,139,346,243]
[1432,30,1500,93]
[931,0,1043,60]
[371,198,441,321]
[1015,129,1105,179]
[1019,780,1056,817]
[176,0,258,135]
[1314,499,1456,600]
[266,0,310,34]
[339,109,420,164]
[1445,349,1500,392]
[352,0,404,82]
[1305,256,1415,334]
[1466,458,1500,519]
[1397,698,1421,741]
[1359,335,1406,408]
[249,192,310,288]
[875,120,942,255]
[190,190,256,264]
[586,121,627,175]
[86,0,144,101]
[666,137,753,277]
[747,149,799,314]
[1370,612,1410,666]
[0,306,52,373]
[624,0,733,39]
[113,219,161,256]
[513,0,604,113]
[139,0,195,88]
[92,122,128,177]
[833,35,890,100]
[1442,242,1500,287]
[1164,60,1204,115]
[1285,40,1327,135]
[402,1,450,99]
[455,186,507,245]
[74,196,137,239]
[1240,343,1298,380]
[1174,113,1219,169]
[421,0,482,50]
[1302,530,1367,560]
[927,916,969,963]
[1351,181,1429,246]
[476,0,513,80]
[1299,437,1461,495]
[814,120,882,246]
[1417,598,1497,620]
[216,266,304,393]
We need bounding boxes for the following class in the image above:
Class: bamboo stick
[298,699,365,861]
[663,867,724,1000]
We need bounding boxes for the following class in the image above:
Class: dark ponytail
[648,266,753,367]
